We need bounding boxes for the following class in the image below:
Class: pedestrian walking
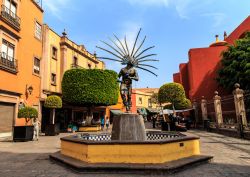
[105,117,110,131]
[33,118,40,141]
[100,113,105,131]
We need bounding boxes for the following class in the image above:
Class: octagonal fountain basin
[59,131,201,164]
[50,114,212,174]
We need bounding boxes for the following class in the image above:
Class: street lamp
[26,85,33,95]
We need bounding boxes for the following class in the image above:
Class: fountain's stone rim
[61,135,199,145]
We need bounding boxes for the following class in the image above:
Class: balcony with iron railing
[0,52,18,73]
[0,4,20,30]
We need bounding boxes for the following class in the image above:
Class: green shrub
[44,95,62,108]
[18,106,38,118]
[18,106,38,124]
[158,83,186,104]
[62,69,119,106]
[158,82,191,110]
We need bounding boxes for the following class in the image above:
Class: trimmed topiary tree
[18,106,38,125]
[44,95,62,124]
[62,69,119,124]
[158,82,191,110]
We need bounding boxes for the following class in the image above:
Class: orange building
[0,0,43,137]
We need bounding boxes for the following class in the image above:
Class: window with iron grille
[33,57,40,75]
[4,0,17,17]
[35,21,42,40]
[1,39,15,61]
[51,73,56,85]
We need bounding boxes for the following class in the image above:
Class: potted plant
[44,95,62,136]
[13,106,38,141]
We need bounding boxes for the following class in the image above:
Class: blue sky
[43,0,250,88]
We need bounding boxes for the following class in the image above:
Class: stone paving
[0,128,250,177]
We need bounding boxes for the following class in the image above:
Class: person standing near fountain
[105,117,110,131]
[100,113,105,131]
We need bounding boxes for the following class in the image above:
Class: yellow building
[41,25,105,96]
[0,0,43,137]
[133,88,159,110]
[40,25,108,131]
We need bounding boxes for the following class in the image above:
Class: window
[1,39,15,61]
[148,98,152,108]
[88,63,91,69]
[51,73,56,85]
[139,97,142,104]
[35,22,42,40]
[52,47,57,59]
[73,57,78,65]
[33,57,40,75]
[4,0,17,16]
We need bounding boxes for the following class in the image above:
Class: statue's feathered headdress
[96,28,158,76]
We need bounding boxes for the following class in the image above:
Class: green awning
[146,108,160,113]
[110,109,123,115]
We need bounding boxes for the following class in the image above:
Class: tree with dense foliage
[217,32,250,92]
[18,106,38,125]
[62,69,119,106]
[62,69,119,124]
[158,82,191,110]
[44,95,62,124]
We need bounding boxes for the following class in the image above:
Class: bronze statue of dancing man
[118,60,139,111]
[97,28,158,112]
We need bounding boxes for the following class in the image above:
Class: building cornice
[60,41,99,64]
[0,89,22,96]
[0,25,21,40]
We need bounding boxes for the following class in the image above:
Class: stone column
[214,91,223,127]
[233,83,247,127]
[201,96,208,121]
[193,100,199,125]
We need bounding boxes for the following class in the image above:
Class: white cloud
[119,21,143,53]
[126,0,215,19]
[43,0,71,20]
[201,13,226,28]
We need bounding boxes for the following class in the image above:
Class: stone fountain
[50,29,212,174]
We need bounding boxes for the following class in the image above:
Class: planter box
[13,126,34,142]
[45,124,60,136]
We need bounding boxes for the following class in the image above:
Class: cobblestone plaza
[1,128,250,177]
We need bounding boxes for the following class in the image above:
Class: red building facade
[173,16,250,101]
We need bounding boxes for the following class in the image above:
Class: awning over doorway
[110,109,123,116]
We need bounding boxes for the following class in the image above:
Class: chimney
[224,31,227,40]
[62,29,67,37]
[93,51,97,58]
[215,35,219,42]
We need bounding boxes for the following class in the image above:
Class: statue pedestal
[111,113,146,141]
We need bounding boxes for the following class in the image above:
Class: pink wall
[173,73,181,84]
[172,16,250,101]
[226,16,250,44]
